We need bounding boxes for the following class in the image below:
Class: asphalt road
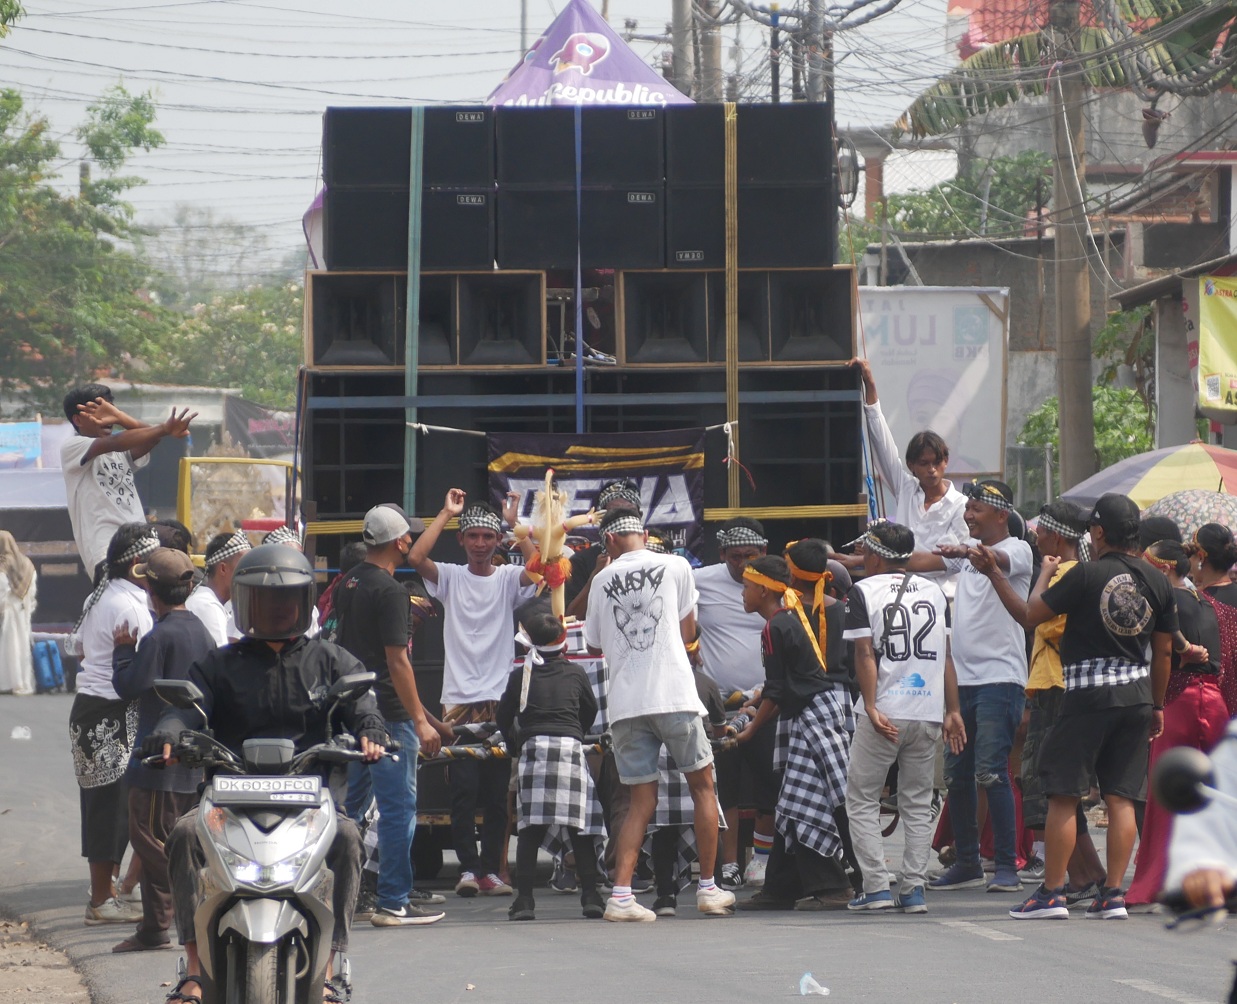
[2,694,1234,1004]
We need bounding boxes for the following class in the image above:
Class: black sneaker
[408,888,447,906]
[353,887,377,923]
[508,894,536,921]
[370,902,445,927]
[653,895,677,917]
[580,889,605,919]
[1064,880,1100,906]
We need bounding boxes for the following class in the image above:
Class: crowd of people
[38,377,1237,1002]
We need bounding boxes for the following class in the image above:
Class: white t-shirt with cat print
[583,548,705,724]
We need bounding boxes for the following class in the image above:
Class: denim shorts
[610,711,714,784]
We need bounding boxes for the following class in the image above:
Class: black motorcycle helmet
[230,543,316,640]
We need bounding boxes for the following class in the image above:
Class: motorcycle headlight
[200,800,329,889]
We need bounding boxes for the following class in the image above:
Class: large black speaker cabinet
[664,103,833,186]
[768,269,854,362]
[496,188,664,270]
[707,271,770,362]
[458,272,546,366]
[620,272,710,364]
[323,188,495,272]
[309,272,405,367]
[496,106,665,187]
[306,271,545,369]
[324,106,494,189]
[324,107,412,189]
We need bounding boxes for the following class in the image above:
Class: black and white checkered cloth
[518,735,605,832]
[1062,657,1148,691]
[774,689,852,859]
[359,799,380,876]
[641,748,727,892]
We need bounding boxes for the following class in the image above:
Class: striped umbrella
[1061,443,1237,510]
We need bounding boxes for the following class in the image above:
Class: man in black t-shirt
[1008,493,1178,922]
[335,503,446,927]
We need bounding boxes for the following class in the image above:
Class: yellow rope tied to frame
[742,567,826,673]
[724,101,740,509]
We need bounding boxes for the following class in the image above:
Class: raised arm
[80,406,195,464]
[850,357,911,499]
[409,488,466,584]
[972,547,1056,629]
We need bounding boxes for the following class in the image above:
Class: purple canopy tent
[487,0,692,107]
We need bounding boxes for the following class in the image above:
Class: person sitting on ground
[496,603,605,922]
[842,522,965,915]
[735,554,854,911]
[152,544,387,1004]
[111,548,216,953]
[185,531,251,646]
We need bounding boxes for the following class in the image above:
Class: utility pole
[770,3,781,103]
[1049,0,1096,489]
[520,0,527,53]
[672,0,694,96]
[702,1,724,101]
[805,0,826,102]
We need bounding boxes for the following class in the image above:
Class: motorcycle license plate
[211,775,321,805]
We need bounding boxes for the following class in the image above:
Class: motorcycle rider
[150,544,387,1004]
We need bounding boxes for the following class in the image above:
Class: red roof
[950,0,1127,58]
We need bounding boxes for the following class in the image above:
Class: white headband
[514,627,569,711]
[863,531,913,561]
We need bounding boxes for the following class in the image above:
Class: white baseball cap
[362,503,424,545]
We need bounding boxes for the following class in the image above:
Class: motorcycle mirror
[328,672,377,703]
[1152,746,1215,815]
[154,679,206,710]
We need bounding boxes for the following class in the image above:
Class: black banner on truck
[487,428,706,556]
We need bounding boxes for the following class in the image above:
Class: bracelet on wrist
[1153,704,1164,711]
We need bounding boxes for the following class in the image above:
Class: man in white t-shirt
[905,479,1032,895]
[59,384,195,575]
[843,521,965,914]
[185,531,251,646]
[694,517,777,890]
[845,358,968,598]
[583,507,735,921]
[411,489,536,898]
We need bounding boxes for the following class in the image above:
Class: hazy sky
[5,0,957,269]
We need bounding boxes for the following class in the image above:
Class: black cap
[1138,515,1182,550]
[1089,493,1141,537]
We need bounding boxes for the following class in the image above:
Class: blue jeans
[349,719,419,910]
[944,683,1025,872]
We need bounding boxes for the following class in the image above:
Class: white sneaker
[696,885,737,915]
[84,898,141,925]
[603,896,656,922]
[455,871,480,897]
[744,854,768,888]
[121,883,142,903]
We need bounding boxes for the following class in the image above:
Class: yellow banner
[1198,275,1237,420]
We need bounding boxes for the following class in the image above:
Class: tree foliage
[142,283,304,409]
[1020,384,1153,471]
[0,1,22,37]
[0,85,174,418]
[883,151,1051,238]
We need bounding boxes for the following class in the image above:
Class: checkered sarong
[642,748,727,892]
[774,689,852,859]
[1063,657,1148,692]
[518,735,604,832]
[359,798,380,876]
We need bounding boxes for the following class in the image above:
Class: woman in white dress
[0,530,37,695]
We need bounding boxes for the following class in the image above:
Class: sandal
[165,977,203,1003]
[112,936,170,954]
[324,979,347,1003]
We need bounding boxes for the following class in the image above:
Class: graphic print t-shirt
[582,549,705,724]
[844,572,951,722]
[1042,552,1178,667]
[60,435,150,570]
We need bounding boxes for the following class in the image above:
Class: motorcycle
[1152,744,1237,1004]
[149,672,393,1004]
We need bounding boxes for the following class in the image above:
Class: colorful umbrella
[1143,489,1237,540]
[1061,442,1237,510]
